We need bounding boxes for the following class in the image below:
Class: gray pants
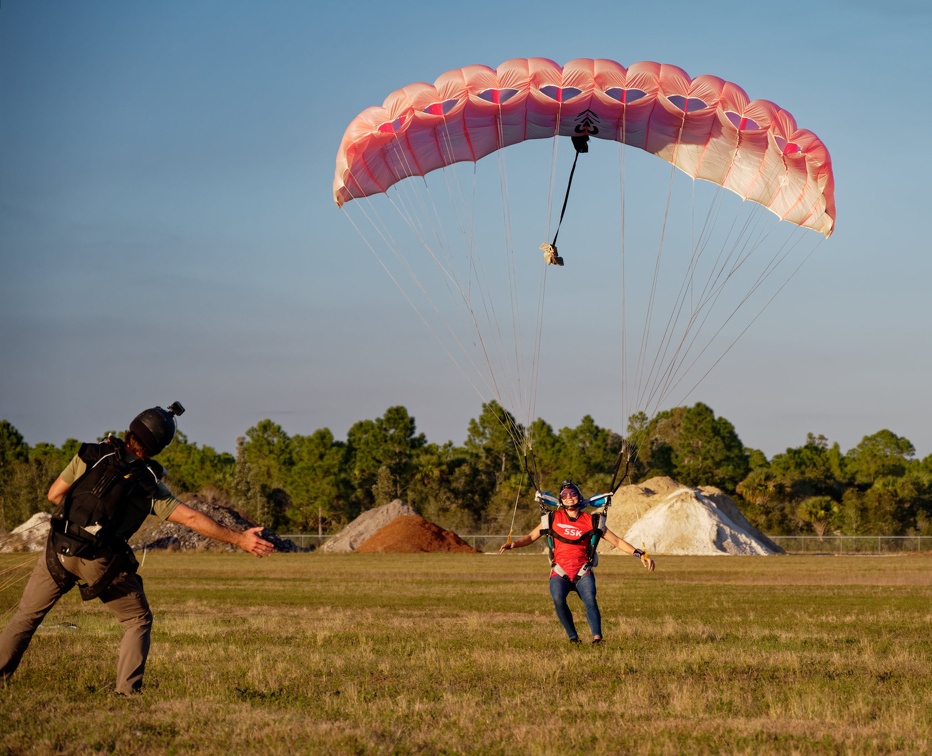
[0,549,152,695]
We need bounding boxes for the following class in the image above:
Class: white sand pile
[321,499,414,553]
[0,512,51,553]
[601,476,781,556]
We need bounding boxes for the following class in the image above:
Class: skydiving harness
[522,436,639,582]
[46,436,164,600]
[537,492,611,583]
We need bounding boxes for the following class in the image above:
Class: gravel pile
[133,497,301,552]
[321,499,414,552]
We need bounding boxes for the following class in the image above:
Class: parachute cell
[333,58,835,236]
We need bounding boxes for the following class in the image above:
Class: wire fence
[765,535,929,555]
[279,534,514,553]
[280,534,930,555]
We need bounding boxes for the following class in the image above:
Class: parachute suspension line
[375,133,529,416]
[451,149,514,413]
[524,130,565,435]
[430,109,529,432]
[637,186,762,415]
[617,138,629,431]
[608,438,637,494]
[636,180,731,415]
[635,188,823,417]
[514,121,567,456]
[629,138,734,418]
[528,262,548,432]
[546,135,560,241]
[0,553,37,590]
[633,160,679,415]
[505,466,526,547]
[501,433,541,549]
[0,554,39,625]
[666,228,824,407]
[342,199,497,407]
[494,112,530,428]
[342,199,455,346]
[401,116,534,445]
[661,206,789,405]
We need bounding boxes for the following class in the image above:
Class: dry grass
[1,552,930,754]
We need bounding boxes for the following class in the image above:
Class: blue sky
[2,0,931,460]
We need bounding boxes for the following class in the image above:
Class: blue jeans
[549,571,602,640]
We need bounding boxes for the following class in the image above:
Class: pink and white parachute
[333,57,834,237]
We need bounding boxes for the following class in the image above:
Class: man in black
[0,402,274,695]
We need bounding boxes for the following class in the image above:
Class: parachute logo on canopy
[574,109,600,137]
[333,57,835,236]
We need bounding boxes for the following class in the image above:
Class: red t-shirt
[550,509,595,580]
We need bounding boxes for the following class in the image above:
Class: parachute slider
[540,243,564,266]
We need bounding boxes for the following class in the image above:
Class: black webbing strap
[609,439,636,494]
[550,136,588,249]
[523,448,541,494]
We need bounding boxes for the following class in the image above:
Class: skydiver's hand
[240,526,275,558]
[641,555,655,572]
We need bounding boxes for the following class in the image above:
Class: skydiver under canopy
[501,480,654,644]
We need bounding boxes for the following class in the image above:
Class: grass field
[1,551,930,754]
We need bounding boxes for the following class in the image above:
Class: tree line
[1,401,930,540]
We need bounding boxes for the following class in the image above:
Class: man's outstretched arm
[167,503,275,558]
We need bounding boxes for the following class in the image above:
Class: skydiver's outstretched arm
[499,523,544,553]
[167,503,275,558]
[602,529,655,571]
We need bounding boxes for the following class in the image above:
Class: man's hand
[167,503,275,557]
[239,526,275,558]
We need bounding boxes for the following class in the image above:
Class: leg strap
[44,533,76,593]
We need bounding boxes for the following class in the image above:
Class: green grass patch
[2,553,931,754]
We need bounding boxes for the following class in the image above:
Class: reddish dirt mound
[355,514,479,553]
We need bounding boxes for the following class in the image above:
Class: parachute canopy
[333,57,834,237]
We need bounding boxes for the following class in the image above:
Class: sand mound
[355,514,480,553]
[321,499,414,553]
[601,476,781,556]
[0,512,51,552]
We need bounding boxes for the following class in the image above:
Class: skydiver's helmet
[129,401,185,457]
[559,480,583,506]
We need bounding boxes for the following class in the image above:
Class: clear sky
[2,0,931,460]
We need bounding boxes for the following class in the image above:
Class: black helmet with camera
[129,401,185,456]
